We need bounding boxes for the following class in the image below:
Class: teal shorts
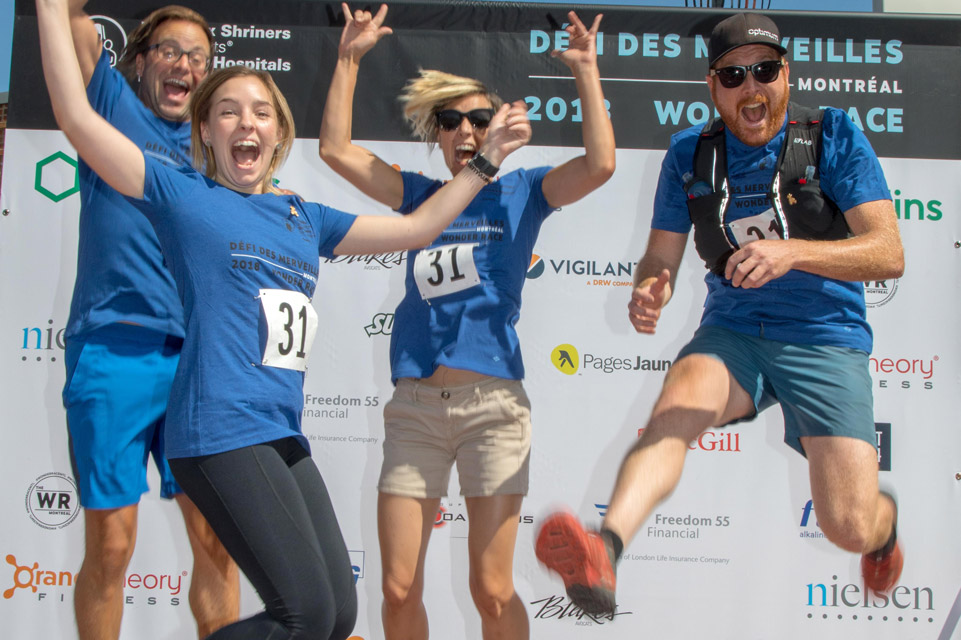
[63,324,183,509]
[676,325,876,456]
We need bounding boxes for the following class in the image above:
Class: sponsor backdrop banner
[2,1,959,639]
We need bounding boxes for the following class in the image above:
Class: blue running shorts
[63,323,183,508]
[676,325,876,456]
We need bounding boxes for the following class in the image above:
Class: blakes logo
[530,594,633,624]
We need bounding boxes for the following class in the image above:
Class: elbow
[578,158,615,196]
[318,141,336,166]
[888,248,905,279]
[596,157,616,185]
[588,153,616,187]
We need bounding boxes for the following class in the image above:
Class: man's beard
[719,89,789,147]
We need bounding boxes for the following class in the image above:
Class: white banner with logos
[3,1,961,637]
[2,129,960,640]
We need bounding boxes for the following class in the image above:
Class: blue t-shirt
[652,106,890,353]
[67,49,187,340]
[132,156,356,458]
[390,167,555,382]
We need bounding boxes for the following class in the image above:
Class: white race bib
[258,289,318,371]
[412,243,481,300]
[727,208,784,247]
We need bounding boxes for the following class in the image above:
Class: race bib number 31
[726,207,784,248]
[259,289,318,371]
[413,243,481,300]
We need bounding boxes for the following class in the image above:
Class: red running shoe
[535,512,616,615]
[861,539,903,594]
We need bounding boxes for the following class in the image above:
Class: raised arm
[540,11,616,209]
[319,3,402,209]
[334,101,530,255]
[627,228,688,335]
[38,0,145,198]
[67,0,104,86]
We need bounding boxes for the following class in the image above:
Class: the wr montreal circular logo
[25,472,80,530]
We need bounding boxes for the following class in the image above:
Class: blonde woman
[320,5,615,638]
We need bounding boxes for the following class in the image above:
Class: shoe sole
[536,514,615,615]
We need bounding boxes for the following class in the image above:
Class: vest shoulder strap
[689,117,727,193]
[777,103,825,184]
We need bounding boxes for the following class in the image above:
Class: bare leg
[379,492,439,640]
[801,436,896,554]
[74,505,138,640]
[175,494,240,638]
[602,354,754,544]
[465,494,528,640]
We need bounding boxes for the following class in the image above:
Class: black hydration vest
[684,103,851,275]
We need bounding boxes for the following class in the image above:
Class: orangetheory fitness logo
[4,554,77,599]
[551,344,579,375]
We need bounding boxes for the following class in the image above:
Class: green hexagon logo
[35,151,80,202]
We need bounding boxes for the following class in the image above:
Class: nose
[456,114,474,136]
[171,51,192,73]
[239,108,254,130]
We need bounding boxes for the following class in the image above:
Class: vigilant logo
[527,254,545,279]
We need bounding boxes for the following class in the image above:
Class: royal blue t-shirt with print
[652,106,890,353]
[68,49,187,340]
[390,167,555,382]
[132,156,356,458]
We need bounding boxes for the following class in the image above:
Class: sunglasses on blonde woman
[435,108,495,132]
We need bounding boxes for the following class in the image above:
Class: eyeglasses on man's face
[147,40,210,71]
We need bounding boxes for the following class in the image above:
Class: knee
[381,571,422,612]
[82,536,135,581]
[817,508,875,553]
[468,572,515,622]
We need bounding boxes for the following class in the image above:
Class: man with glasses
[536,12,904,615]
[62,2,238,638]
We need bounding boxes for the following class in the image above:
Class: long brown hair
[189,66,295,195]
[116,5,213,84]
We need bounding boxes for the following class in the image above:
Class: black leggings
[170,438,357,640]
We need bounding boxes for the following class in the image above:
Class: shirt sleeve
[86,49,127,122]
[525,165,557,221]
[651,134,695,233]
[128,154,200,229]
[819,107,891,212]
[302,202,357,259]
[397,171,443,214]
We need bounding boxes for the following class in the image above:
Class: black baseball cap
[709,13,787,67]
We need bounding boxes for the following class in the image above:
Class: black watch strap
[468,152,499,179]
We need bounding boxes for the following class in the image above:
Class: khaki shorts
[378,376,532,498]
